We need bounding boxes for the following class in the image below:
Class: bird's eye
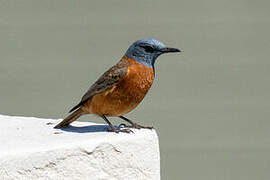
[142,45,154,53]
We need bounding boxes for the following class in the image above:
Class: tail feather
[54,108,84,128]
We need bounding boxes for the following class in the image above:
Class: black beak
[160,47,181,53]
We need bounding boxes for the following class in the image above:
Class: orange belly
[84,58,155,116]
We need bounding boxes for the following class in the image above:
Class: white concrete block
[0,114,160,180]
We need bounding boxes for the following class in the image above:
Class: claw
[124,123,153,130]
[119,128,134,133]
[107,127,133,133]
[118,116,153,130]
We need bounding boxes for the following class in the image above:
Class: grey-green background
[1,0,270,179]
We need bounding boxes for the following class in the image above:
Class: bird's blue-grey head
[125,38,181,67]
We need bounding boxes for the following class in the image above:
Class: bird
[54,38,181,133]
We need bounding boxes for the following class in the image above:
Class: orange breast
[88,57,155,116]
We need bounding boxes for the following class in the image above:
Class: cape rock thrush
[55,38,181,133]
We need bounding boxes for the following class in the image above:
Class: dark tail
[54,108,84,128]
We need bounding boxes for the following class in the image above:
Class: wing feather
[69,59,129,113]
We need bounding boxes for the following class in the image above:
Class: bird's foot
[119,123,153,130]
[107,126,134,134]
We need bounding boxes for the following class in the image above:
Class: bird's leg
[119,116,153,129]
[100,115,133,133]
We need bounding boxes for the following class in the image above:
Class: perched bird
[54,38,180,133]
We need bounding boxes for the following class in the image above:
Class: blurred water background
[0,0,270,179]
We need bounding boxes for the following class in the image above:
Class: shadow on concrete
[57,125,110,133]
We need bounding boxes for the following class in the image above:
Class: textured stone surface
[0,114,160,180]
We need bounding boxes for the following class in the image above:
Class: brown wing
[69,59,129,113]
